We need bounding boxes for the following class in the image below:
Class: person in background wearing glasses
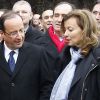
[0,11,54,100]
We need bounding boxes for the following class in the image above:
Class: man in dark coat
[0,10,53,100]
[42,2,75,59]
[12,0,44,45]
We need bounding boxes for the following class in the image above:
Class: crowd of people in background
[0,0,100,100]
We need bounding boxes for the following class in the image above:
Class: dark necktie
[8,51,15,72]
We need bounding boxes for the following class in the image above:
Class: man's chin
[54,27,60,31]
[16,43,23,48]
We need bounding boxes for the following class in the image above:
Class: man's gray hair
[12,0,32,12]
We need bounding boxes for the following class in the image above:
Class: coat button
[84,88,87,91]
[11,83,15,87]
[97,57,100,60]
[91,64,95,66]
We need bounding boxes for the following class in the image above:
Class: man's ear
[30,12,33,20]
[0,30,3,35]
[0,30,4,42]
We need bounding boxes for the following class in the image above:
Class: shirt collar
[4,42,19,57]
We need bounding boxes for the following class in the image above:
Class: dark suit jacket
[55,46,100,100]
[25,26,60,62]
[39,31,59,59]
[0,42,53,100]
[25,25,45,45]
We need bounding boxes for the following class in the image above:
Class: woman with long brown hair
[50,9,100,100]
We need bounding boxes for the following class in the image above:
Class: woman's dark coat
[55,45,100,100]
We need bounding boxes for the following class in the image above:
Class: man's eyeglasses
[5,28,25,37]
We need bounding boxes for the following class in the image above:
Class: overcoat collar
[0,42,30,78]
[62,46,98,88]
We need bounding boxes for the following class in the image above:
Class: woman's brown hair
[61,9,99,56]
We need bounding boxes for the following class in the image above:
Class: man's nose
[58,15,63,22]
[18,12,23,16]
[48,16,53,21]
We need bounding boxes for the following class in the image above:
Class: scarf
[50,48,82,100]
[48,26,67,53]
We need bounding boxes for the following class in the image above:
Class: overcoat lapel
[70,51,97,88]
[0,44,12,75]
[0,42,31,77]
[70,58,86,88]
[12,43,29,78]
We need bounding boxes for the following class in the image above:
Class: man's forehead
[13,4,32,12]
[43,10,53,17]
[93,4,100,11]
[54,4,72,14]
[4,16,24,31]
[5,15,23,24]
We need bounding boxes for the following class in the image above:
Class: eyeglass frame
[4,28,25,37]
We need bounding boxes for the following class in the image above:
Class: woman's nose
[64,31,69,37]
